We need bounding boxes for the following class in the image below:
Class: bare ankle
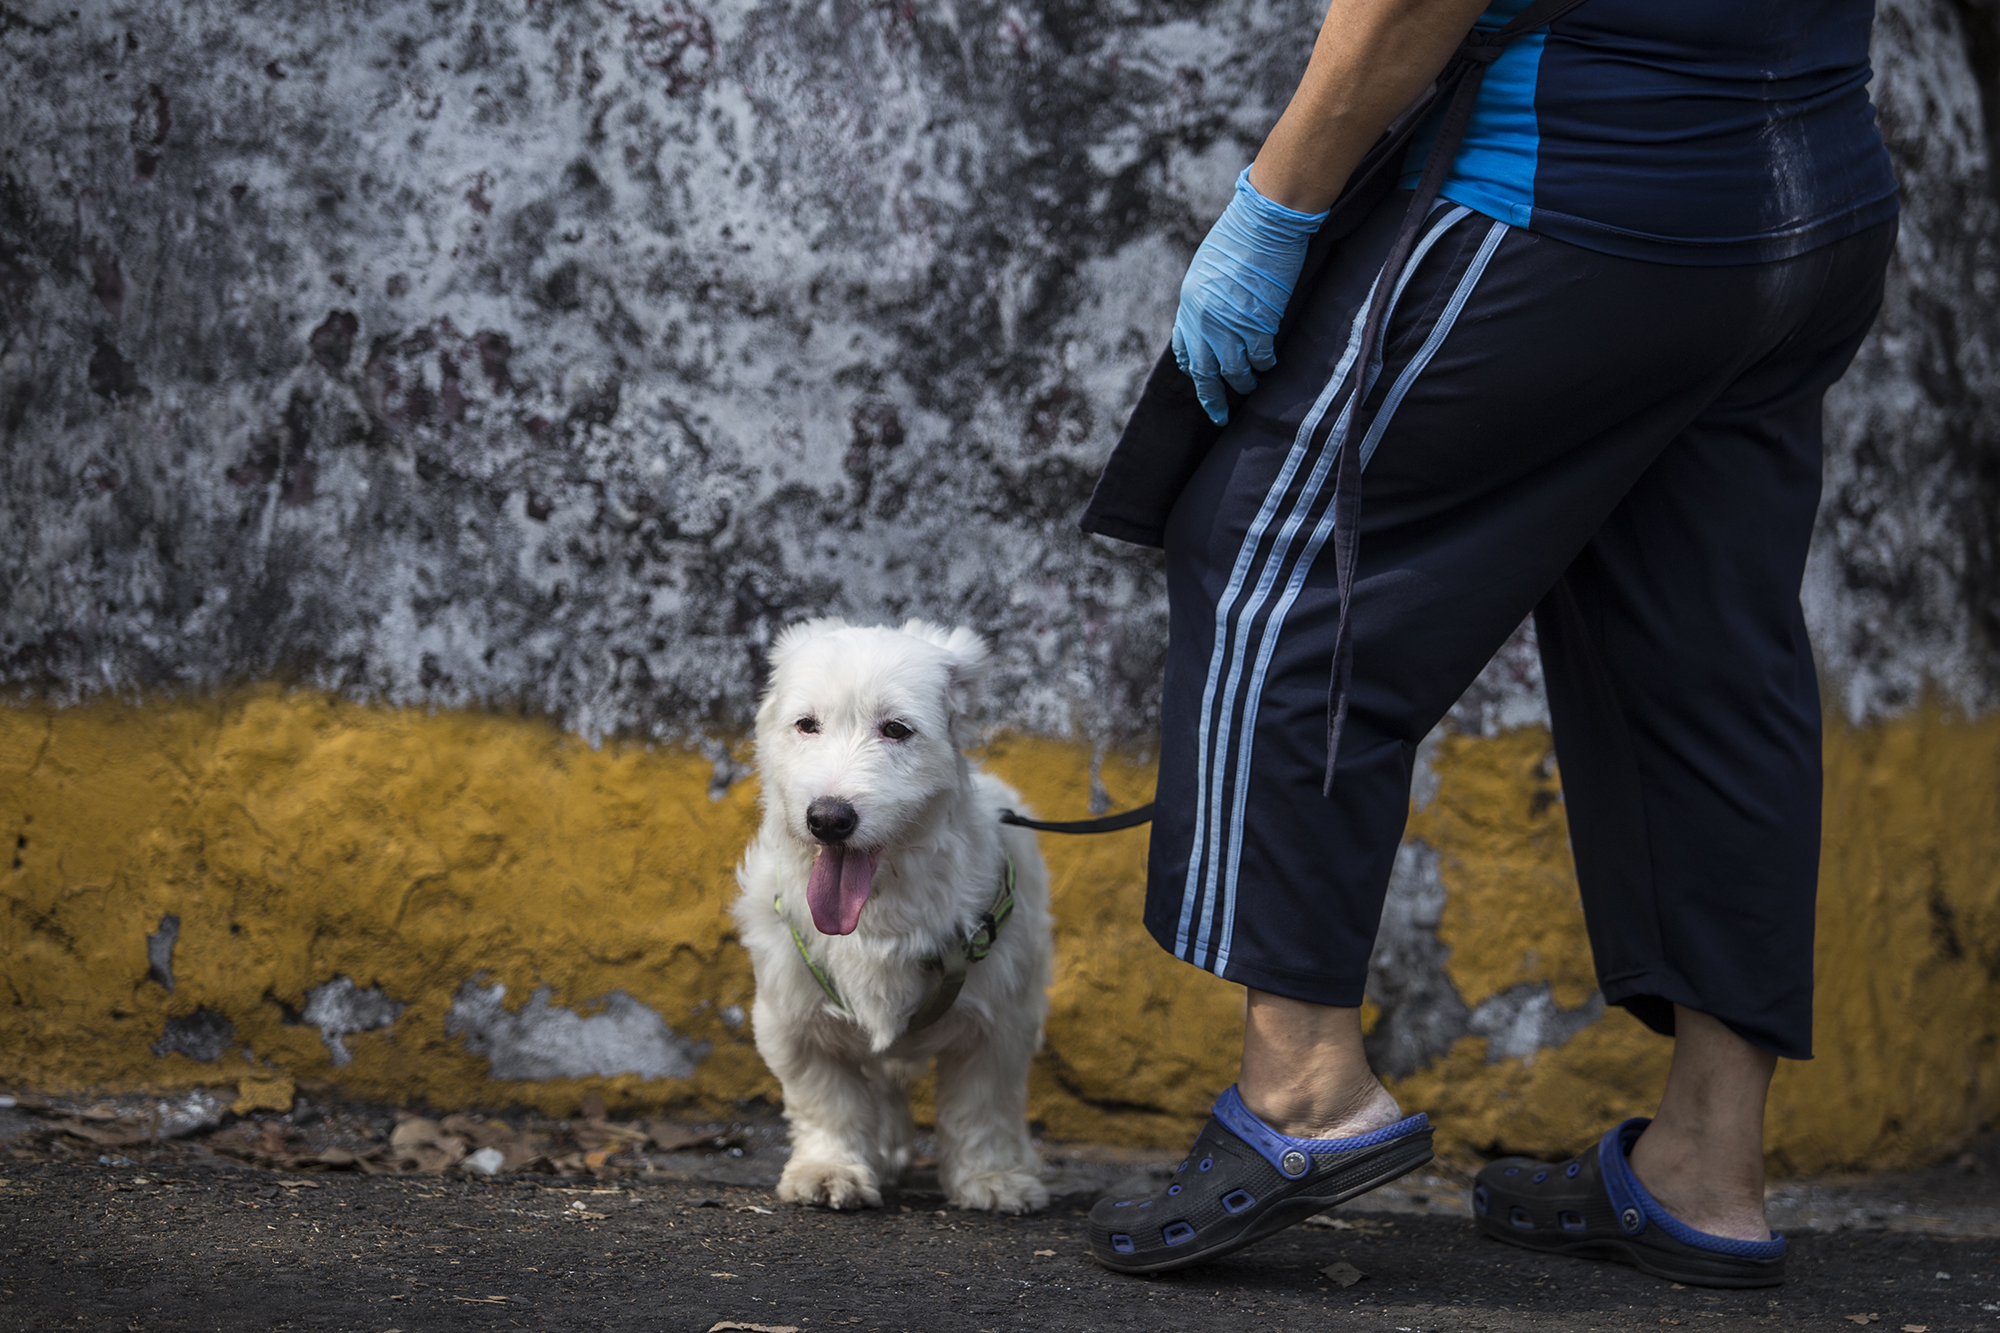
[1237,991,1403,1140]
[1242,1077,1403,1141]
[1625,1004,1778,1242]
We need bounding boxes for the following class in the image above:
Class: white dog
[732,618,1053,1214]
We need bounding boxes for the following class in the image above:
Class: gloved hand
[1173,166,1329,425]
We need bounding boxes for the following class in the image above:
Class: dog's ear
[767,617,848,677]
[902,620,990,719]
[757,618,849,729]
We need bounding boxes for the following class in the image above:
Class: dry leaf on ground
[573,1121,649,1151]
[56,1119,155,1148]
[438,1114,515,1150]
[8,1091,716,1180]
[646,1121,709,1151]
[646,1121,747,1152]
[1321,1261,1365,1288]
[381,1117,470,1173]
[1844,1316,1881,1326]
[707,1323,799,1333]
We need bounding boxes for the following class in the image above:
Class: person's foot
[1627,1118,1771,1241]
[1087,1085,1434,1274]
[1623,1004,1777,1241]
[1471,1119,1786,1289]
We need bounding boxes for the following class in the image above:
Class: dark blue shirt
[1399,0,1901,264]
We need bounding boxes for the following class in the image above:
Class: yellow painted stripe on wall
[1,688,1994,1170]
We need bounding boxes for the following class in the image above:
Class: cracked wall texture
[3,0,1997,738]
[3,0,1999,1163]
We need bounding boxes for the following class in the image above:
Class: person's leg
[1163,216,1823,1152]
[1468,1001,1789,1282]
[1494,217,1897,1269]
[1238,990,1401,1139]
[1109,184,1886,1273]
[1145,207,1777,1017]
[1627,1005,1778,1241]
[1098,204,1815,1278]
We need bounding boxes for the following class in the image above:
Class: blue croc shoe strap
[1213,1085,1430,1178]
[1598,1118,1786,1260]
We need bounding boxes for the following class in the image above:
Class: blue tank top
[1398,0,1901,264]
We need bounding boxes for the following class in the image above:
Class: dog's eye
[879,720,914,741]
[795,717,820,735]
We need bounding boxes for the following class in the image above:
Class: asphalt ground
[1,1100,1995,1333]
[2,1163,1997,1333]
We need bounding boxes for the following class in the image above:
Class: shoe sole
[1474,1216,1786,1288]
[1094,1132,1435,1275]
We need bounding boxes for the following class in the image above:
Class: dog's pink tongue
[806,845,876,936]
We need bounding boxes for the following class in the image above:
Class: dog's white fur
[732,618,1053,1214]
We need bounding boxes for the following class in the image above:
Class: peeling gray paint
[0,0,1991,746]
[703,737,747,801]
[300,976,406,1067]
[149,1006,235,1063]
[1442,621,1551,740]
[445,980,710,1081]
[1467,983,1606,1063]
[1807,0,2000,722]
[149,1089,229,1137]
[144,913,179,992]
[1363,840,1471,1080]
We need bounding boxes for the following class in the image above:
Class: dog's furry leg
[761,1027,891,1210]
[867,1061,919,1186]
[933,1021,1048,1214]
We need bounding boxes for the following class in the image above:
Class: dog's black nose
[806,797,859,844]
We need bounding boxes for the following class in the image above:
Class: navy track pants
[1146,192,1896,1060]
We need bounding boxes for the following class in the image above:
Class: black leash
[998,804,1155,835]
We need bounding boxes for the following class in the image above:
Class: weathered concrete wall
[1812,0,2000,719]
[4,692,1996,1169]
[6,0,1988,739]
[4,0,1999,1167]
[4,0,1241,742]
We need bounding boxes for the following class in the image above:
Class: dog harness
[776,853,1016,1036]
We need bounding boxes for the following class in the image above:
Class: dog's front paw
[778,1158,883,1210]
[947,1170,1048,1215]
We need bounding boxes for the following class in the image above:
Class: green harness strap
[778,854,1017,1036]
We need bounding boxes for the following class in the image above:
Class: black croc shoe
[1087,1086,1434,1275]
[1474,1118,1787,1289]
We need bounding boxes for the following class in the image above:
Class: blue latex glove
[1173,167,1329,425]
